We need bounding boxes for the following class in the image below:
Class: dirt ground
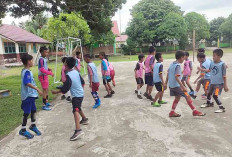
[1,53,232,157]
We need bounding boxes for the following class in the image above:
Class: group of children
[20,47,115,140]
[134,46,229,117]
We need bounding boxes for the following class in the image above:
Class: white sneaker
[200,104,209,108]
[214,109,225,113]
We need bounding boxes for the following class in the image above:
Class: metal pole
[80,40,86,74]
[54,40,59,83]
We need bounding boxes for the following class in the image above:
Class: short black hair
[40,46,48,53]
[65,57,76,69]
[138,54,144,60]
[198,48,205,53]
[21,54,33,65]
[175,51,185,59]
[184,52,189,56]
[61,57,67,63]
[84,54,92,59]
[76,51,81,56]
[213,48,223,57]
[149,46,156,53]
[155,52,162,61]
[197,52,205,59]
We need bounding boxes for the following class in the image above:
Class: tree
[209,17,225,43]
[19,13,48,37]
[185,12,210,41]
[126,0,182,46]
[220,14,232,47]
[41,13,91,45]
[156,12,188,50]
[3,0,126,34]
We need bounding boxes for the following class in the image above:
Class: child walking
[151,52,167,107]
[74,51,85,88]
[84,54,101,108]
[108,62,116,87]
[19,54,43,139]
[99,52,114,98]
[134,54,145,99]
[52,57,88,141]
[201,49,229,112]
[144,46,156,100]
[61,57,71,102]
[182,52,194,95]
[38,47,53,111]
[165,51,205,117]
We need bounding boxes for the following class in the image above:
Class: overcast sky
[2,0,232,32]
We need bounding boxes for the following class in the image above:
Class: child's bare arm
[223,77,229,92]
[175,76,187,92]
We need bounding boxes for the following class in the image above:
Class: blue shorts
[145,73,154,86]
[21,97,37,114]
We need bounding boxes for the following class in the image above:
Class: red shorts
[92,82,99,92]
[38,75,49,89]
[110,70,115,80]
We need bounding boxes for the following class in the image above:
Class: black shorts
[154,82,163,92]
[145,73,154,86]
[103,78,112,85]
[72,97,83,112]
[170,87,189,98]
[136,78,144,85]
[182,75,190,82]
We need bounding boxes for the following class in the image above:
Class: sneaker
[19,130,34,139]
[104,94,112,98]
[61,95,66,100]
[66,96,72,102]
[200,103,210,108]
[29,126,42,136]
[192,110,206,116]
[215,108,225,113]
[189,91,197,99]
[80,118,89,125]
[42,105,51,111]
[93,100,101,109]
[147,95,153,100]
[137,94,143,99]
[70,130,84,141]
[135,90,138,94]
[111,90,115,95]
[151,102,161,107]
[169,111,181,117]
[46,102,51,106]
[158,100,167,104]
[143,92,148,98]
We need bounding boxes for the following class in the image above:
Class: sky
[2,0,232,32]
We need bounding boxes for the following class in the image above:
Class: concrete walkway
[1,58,232,157]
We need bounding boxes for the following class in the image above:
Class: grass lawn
[0,48,231,139]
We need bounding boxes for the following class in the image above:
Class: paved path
[1,56,232,157]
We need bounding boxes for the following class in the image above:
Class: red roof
[112,21,120,37]
[116,35,128,42]
[0,24,50,44]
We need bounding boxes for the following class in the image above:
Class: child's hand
[224,86,229,92]
[38,89,43,96]
[48,68,53,72]
[89,83,92,88]
[51,73,54,77]
[51,90,59,94]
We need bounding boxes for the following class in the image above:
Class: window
[4,42,16,54]
[33,43,37,53]
[19,43,27,53]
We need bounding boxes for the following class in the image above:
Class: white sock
[138,89,141,95]
[194,91,198,96]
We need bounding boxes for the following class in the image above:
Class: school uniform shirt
[144,55,155,74]
[75,58,81,72]
[210,61,226,85]
[60,70,84,98]
[168,61,182,88]
[38,57,53,76]
[183,59,192,76]
[21,69,38,101]
[87,62,99,83]
[135,62,144,78]
[201,58,212,80]
[153,62,163,83]
[101,59,111,79]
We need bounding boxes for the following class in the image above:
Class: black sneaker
[135,90,138,94]
[66,96,72,102]
[70,130,84,141]
[111,90,115,95]
[61,95,66,100]
[137,94,143,99]
[80,118,88,125]
[104,94,112,98]
[143,92,148,98]
[147,95,153,100]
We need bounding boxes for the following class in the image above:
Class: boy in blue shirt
[199,49,229,112]
[151,52,167,107]
[52,57,88,141]
[165,51,205,117]
[84,54,101,109]
[19,54,43,139]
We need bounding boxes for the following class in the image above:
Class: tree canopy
[185,12,210,41]
[209,17,225,42]
[220,14,232,46]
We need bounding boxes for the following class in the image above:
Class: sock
[187,99,195,110]
[46,95,48,102]
[91,92,99,103]
[137,89,141,95]
[189,87,193,92]
[207,93,212,105]
[43,98,46,105]
[194,91,197,96]
[31,111,36,127]
[22,113,29,131]
[171,99,179,111]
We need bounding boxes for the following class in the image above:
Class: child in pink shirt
[134,54,145,99]
[108,62,116,87]
[60,57,71,102]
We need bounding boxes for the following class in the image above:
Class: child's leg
[137,84,141,95]
[181,80,186,87]
[186,78,194,92]
[148,86,153,96]
[159,90,164,101]
[42,88,47,105]
[79,111,87,120]
[213,87,224,110]
[74,111,81,130]
[153,91,161,102]
[185,96,196,110]
[171,96,180,112]
[104,84,111,95]
[107,82,113,92]
[21,113,29,132]
[31,110,36,127]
